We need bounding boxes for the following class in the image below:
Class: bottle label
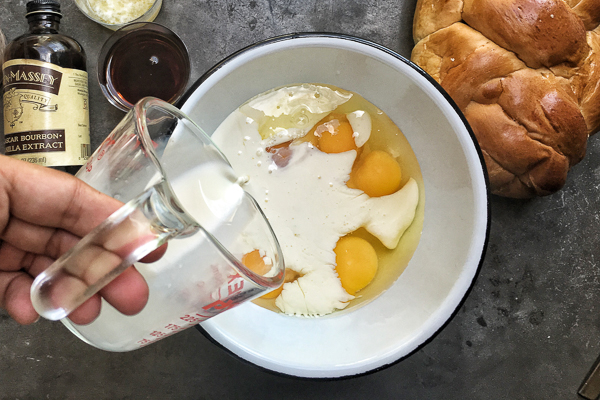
[2,59,90,167]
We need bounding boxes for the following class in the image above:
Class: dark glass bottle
[2,0,90,174]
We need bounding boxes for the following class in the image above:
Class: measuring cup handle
[30,184,185,321]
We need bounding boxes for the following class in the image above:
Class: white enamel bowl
[178,33,490,379]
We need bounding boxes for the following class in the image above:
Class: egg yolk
[243,250,292,300]
[334,236,378,295]
[318,121,357,154]
[260,268,301,299]
[349,150,402,197]
[241,249,272,276]
[304,113,358,154]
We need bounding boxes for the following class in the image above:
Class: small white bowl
[178,33,490,379]
[73,0,162,30]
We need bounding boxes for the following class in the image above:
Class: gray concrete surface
[1,0,600,399]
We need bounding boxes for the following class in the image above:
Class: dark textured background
[1,0,600,399]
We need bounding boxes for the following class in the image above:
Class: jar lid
[26,0,62,18]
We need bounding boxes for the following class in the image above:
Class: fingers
[0,267,102,326]
[0,241,31,272]
[0,243,151,324]
[0,265,103,326]
[0,156,164,325]
[0,247,53,324]
[64,266,149,324]
[1,219,168,269]
[99,266,149,316]
[0,216,80,262]
[0,271,38,325]
[0,156,123,237]
[67,296,102,325]
[34,265,149,325]
[67,265,150,324]
[63,266,149,324]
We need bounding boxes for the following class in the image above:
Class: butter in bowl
[73,0,162,30]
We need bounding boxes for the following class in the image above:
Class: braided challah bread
[411,0,600,198]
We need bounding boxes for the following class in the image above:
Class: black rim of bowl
[177,31,492,381]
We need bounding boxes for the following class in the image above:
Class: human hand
[0,155,151,325]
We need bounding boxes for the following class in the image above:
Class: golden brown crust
[570,0,600,30]
[463,0,588,69]
[552,27,600,133]
[411,0,600,198]
[412,0,464,43]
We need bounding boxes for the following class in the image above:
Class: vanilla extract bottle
[3,0,90,174]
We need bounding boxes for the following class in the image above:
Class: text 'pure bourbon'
[2,0,90,173]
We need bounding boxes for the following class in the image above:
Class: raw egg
[241,249,272,276]
[211,84,420,317]
[350,150,402,197]
[311,114,357,154]
[334,236,378,295]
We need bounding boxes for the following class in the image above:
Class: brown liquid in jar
[101,29,189,108]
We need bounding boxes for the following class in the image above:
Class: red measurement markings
[180,314,201,323]
[135,273,250,348]
[99,136,116,154]
[164,323,181,331]
[228,272,244,296]
[83,137,117,172]
[137,321,190,347]
[202,273,247,313]
[134,137,159,158]
[203,298,235,312]
[180,312,211,324]
[96,138,114,160]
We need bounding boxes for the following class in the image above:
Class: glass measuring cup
[30,97,285,351]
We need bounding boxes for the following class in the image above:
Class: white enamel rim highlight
[179,34,490,379]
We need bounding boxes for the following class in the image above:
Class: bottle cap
[26,0,62,18]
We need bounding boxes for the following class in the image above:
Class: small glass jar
[97,22,190,111]
[73,0,162,30]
